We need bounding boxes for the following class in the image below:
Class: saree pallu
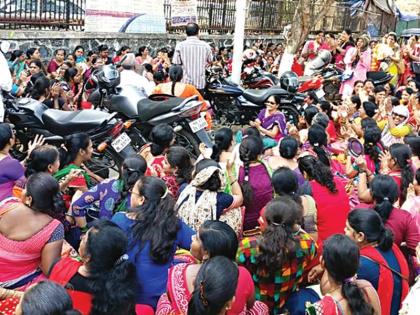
[0,200,61,290]
[156,263,269,315]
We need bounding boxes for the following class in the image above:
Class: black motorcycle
[4,96,136,173]
[204,66,301,126]
[87,65,213,157]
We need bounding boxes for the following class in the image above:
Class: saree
[54,164,92,209]
[305,295,343,315]
[361,244,409,315]
[156,263,269,315]
[0,198,61,290]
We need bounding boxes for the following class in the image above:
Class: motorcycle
[204,66,300,126]
[241,67,278,89]
[4,96,136,174]
[87,65,213,157]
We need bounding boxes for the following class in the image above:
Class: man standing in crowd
[0,42,12,122]
[172,23,212,93]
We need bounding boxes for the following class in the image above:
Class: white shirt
[119,69,155,96]
[0,51,12,122]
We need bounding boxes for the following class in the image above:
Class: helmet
[97,64,120,89]
[280,71,299,93]
[309,50,332,71]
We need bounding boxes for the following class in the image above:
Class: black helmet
[280,71,299,93]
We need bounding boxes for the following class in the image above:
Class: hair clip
[161,188,169,199]
[114,254,128,266]
[313,142,319,147]
[383,197,389,201]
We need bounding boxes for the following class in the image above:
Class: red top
[49,257,92,315]
[326,120,337,142]
[310,176,350,243]
[384,208,419,256]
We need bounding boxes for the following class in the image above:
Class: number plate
[189,117,208,133]
[111,132,131,153]
[315,88,325,99]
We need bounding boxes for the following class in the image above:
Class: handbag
[411,62,420,74]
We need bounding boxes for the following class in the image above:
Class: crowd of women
[0,31,420,315]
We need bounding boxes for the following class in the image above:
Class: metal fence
[0,0,395,35]
[163,0,395,35]
[0,0,85,30]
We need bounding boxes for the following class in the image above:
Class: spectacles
[29,66,38,69]
[265,101,277,105]
[392,113,406,119]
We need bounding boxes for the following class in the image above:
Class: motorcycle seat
[137,96,186,121]
[242,87,289,104]
[42,109,113,136]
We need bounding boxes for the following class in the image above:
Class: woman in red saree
[48,220,145,315]
[345,209,409,315]
[306,234,380,315]
[156,220,268,315]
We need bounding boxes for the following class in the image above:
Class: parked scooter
[87,65,213,156]
[4,96,136,173]
[204,66,301,126]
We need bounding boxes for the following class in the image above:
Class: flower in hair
[199,281,208,306]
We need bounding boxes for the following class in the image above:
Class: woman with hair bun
[25,144,60,177]
[188,256,239,315]
[160,146,193,197]
[345,209,409,315]
[71,156,147,219]
[141,123,175,177]
[237,197,317,314]
[49,219,140,315]
[0,173,64,290]
[266,136,305,186]
[306,234,380,315]
[238,136,273,231]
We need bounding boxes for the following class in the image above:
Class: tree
[278,0,336,75]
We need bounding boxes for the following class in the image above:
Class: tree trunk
[279,0,336,76]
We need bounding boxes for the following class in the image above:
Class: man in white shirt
[0,42,13,122]
[172,23,212,92]
[119,53,155,96]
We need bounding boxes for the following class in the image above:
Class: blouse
[111,212,195,309]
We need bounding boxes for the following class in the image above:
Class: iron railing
[163,0,395,36]
[0,0,395,35]
[0,0,85,30]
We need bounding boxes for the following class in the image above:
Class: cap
[392,105,409,118]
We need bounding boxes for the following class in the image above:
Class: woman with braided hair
[358,143,414,205]
[346,126,383,179]
[237,197,317,314]
[298,155,350,244]
[238,136,273,231]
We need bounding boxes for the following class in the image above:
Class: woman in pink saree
[156,220,268,315]
[0,173,63,291]
[340,35,372,97]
